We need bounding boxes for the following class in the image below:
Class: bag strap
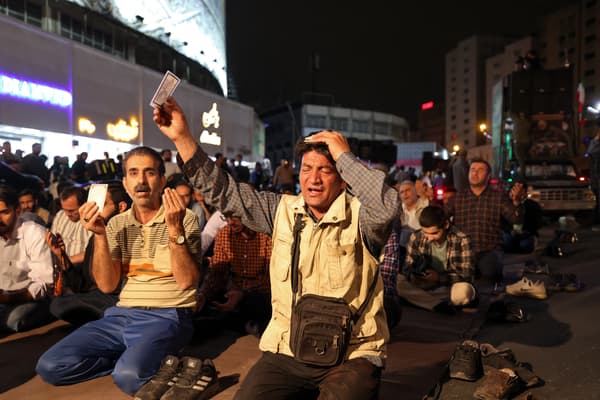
[291,213,305,307]
[289,212,380,325]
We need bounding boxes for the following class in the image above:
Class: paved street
[1,222,599,400]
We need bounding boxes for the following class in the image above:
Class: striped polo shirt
[106,205,201,308]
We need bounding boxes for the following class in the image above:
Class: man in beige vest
[154,97,399,400]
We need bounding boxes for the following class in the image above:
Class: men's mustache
[134,184,151,192]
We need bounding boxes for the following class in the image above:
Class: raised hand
[79,201,106,235]
[162,187,186,236]
[152,97,193,142]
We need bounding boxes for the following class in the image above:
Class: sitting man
[199,212,272,336]
[396,179,429,246]
[18,188,52,226]
[47,182,131,326]
[154,98,399,400]
[36,147,202,395]
[0,185,54,332]
[397,206,477,314]
[51,186,92,265]
[502,182,542,254]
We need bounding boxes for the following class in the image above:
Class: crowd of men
[0,97,549,399]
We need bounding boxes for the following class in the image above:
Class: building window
[587,0,597,7]
[463,99,469,104]
[464,108,470,114]
[451,124,457,130]
[585,34,596,44]
[585,69,595,77]
[585,52,596,60]
[3,0,42,27]
[306,115,326,128]
[352,119,369,133]
[587,17,596,26]
[463,88,469,94]
[451,115,456,121]
[329,117,348,131]
[463,119,470,124]
[374,122,388,135]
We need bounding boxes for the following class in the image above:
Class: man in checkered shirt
[445,158,523,286]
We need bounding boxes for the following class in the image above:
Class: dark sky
[226,0,575,125]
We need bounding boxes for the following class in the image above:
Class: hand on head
[304,130,350,161]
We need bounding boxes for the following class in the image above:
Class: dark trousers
[0,299,55,333]
[475,250,503,285]
[50,290,119,326]
[502,231,536,254]
[234,352,382,400]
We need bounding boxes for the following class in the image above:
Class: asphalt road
[471,225,600,400]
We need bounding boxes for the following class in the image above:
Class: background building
[445,35,516,153]
[0,0,264,167]
[261,103,410,168]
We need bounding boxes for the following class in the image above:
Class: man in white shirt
[397,180,429,245]
[0,185,54,332]
[161,149,181,179]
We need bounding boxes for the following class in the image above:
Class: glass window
[329,117,348,131]
[352,119,369,132]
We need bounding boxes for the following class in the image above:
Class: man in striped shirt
[37,146,202,395]
[51,186,92,265]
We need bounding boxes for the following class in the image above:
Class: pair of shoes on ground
[449,341,541,389]
[548,272,585,292]
[523,260,549,275]
[505,277,547,300]
[134,355,219,400]
[486,300,529,323]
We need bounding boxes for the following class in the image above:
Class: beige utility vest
[259,192,389,360]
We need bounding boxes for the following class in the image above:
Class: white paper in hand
[149,70,181,108]
[88,184,108,214]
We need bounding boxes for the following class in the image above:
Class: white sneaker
[505,277,547,300]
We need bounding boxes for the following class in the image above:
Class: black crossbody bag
[288,214,379,367]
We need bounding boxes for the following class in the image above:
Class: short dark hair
[107,182,132,209]
[123,146,165,176]
[294,131,336,167]
[0,185,18,208]
[18,188,37,200]
[469,158,491,175]
[59,186,86,205]
[419,206,447,228]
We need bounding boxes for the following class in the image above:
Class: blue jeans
[36,306,193,394]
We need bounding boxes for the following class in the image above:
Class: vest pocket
[326,243,355,289]
[272,234,292,281]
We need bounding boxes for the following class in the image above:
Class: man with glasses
[51,186,92,264]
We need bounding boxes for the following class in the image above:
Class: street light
[479,122,491,140]
[452,144,460,153]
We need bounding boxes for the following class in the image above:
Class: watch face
[176,235,185,244]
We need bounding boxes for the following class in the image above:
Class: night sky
[226,0,575,126]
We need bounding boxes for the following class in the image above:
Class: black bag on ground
[290,294,352,367]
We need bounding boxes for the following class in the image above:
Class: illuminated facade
[0,3,264,166]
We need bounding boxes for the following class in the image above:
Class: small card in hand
[87,183,108,214]
[149,70,181,108]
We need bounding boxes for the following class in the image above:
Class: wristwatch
[170,234,186,245]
